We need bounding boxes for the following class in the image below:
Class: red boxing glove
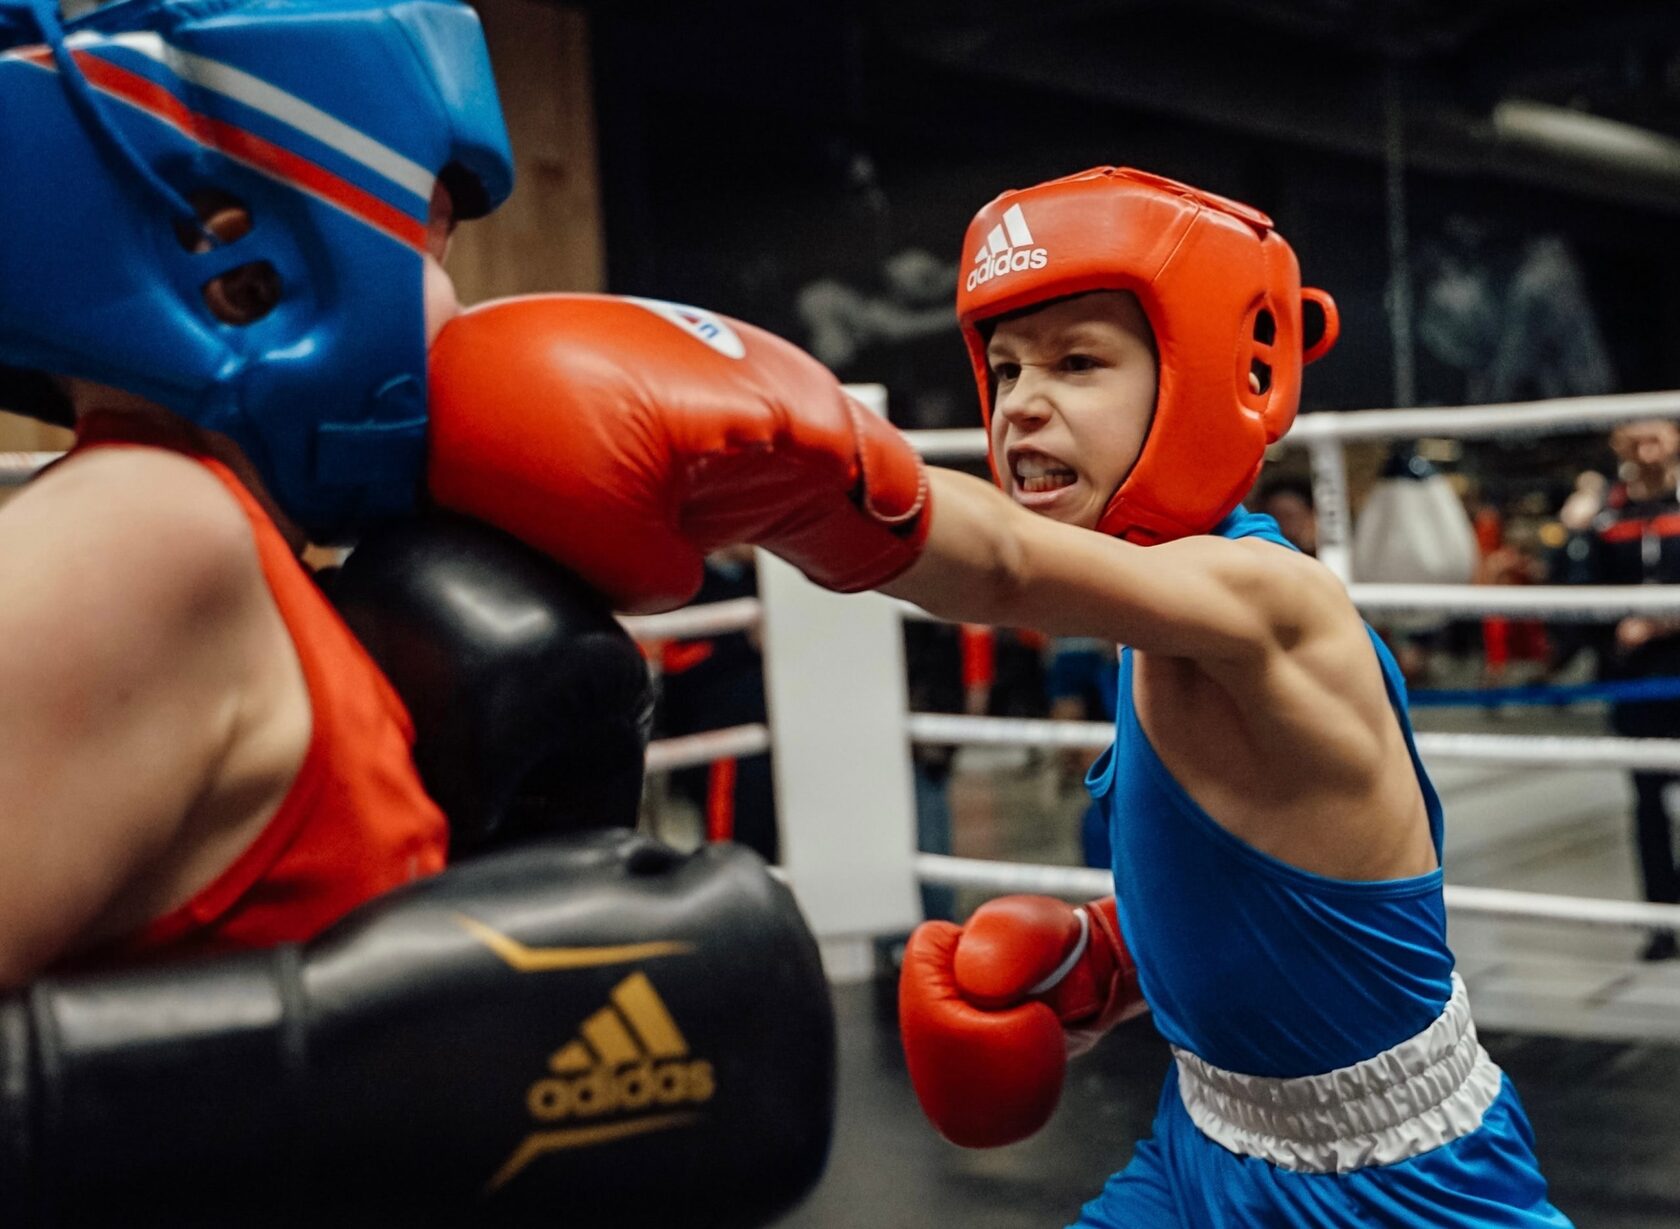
[427,294,930,613]
[899,896,1141,1148]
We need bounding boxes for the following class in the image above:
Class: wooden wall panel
[449,1,605,303]
[0,412,72,453]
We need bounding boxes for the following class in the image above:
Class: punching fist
[899,896,1142,1148]
[427,294,929,613]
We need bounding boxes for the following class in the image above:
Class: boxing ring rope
[611,385,1680,979]
[620,597,761,642]
[903,715,1680,930]
[904,713,1680,772]
[913,854,1680,934]
[905,387,1680,586]
[899,587,1680,621]
[645,724,770,773]
[0,451,58,486]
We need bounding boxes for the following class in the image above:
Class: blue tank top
[1087,507,1455,1079]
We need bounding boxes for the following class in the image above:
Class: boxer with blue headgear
[0,0,512,538]
[0,2,837,1222]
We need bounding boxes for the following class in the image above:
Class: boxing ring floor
[768,709,1680,1228]
[779,982,1680,1229]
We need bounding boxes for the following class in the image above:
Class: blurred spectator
[1256,477,1318,557]
[1565,419,1680,960]
[991,627,1051,720]
[655,547,779,862]
[1044,637,1119,868]
[1473,504,1549,687]
[1542,473,1611,679]
[1354,450,1480,686]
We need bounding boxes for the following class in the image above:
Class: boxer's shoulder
[0,447,294,978]
[7,445,265,608]
[0,444,274,708]
[1154,532,1358,654]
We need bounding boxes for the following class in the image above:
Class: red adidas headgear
[957,167,1339,544]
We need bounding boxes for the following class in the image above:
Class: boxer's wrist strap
[1027,907,1089,996]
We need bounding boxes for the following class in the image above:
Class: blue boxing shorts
[1072,978,1571,1229]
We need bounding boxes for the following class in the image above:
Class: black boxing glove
[0,831,834,1228]
[324,513,655,854]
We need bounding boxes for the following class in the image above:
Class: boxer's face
[986,291,1158,530]
[422,180,461,347]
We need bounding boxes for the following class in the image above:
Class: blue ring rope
[1410,677,1680,708]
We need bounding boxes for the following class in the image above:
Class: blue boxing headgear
[0,0,514,540]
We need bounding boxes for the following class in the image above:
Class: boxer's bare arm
[885,469,1407,821]
[889,468,1353,662]
[0,450,280,986]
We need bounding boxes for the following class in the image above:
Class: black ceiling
[855,0,1680,211]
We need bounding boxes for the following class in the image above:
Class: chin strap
[21,0,212,244]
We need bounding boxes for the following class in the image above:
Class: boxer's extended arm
[0,831,834,1229]
[0,450,279,986]
[420,295,1371,758]
[885,467,1351,663]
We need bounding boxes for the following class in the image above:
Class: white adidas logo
[966,203,1048,292]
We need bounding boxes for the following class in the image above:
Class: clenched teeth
[1012,454,1075,493]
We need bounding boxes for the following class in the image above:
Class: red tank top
[67,423,449,961]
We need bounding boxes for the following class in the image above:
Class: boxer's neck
[67,380,308,554]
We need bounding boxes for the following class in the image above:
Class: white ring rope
[901,390,1680,465]
[896,583,1680,624]
[0,451,60,487]
[1283,390,1680,443]
[916,854,1680,934]
[621,597,760,643]
[13,386,1667,486]
[647,715,1680,788]
[901,428,988,462]
[6,389,1676,487]
[645,723,770,773]
[1344,584,1680,620]
[907,713,1680,772]
[17,388,1680,953]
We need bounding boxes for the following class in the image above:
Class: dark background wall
[585,0,1680,486]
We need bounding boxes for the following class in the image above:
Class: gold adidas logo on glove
[488,971,715,1192]
[527,970,716,1121]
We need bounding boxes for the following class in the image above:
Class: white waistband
[1172,974,1505,1174]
